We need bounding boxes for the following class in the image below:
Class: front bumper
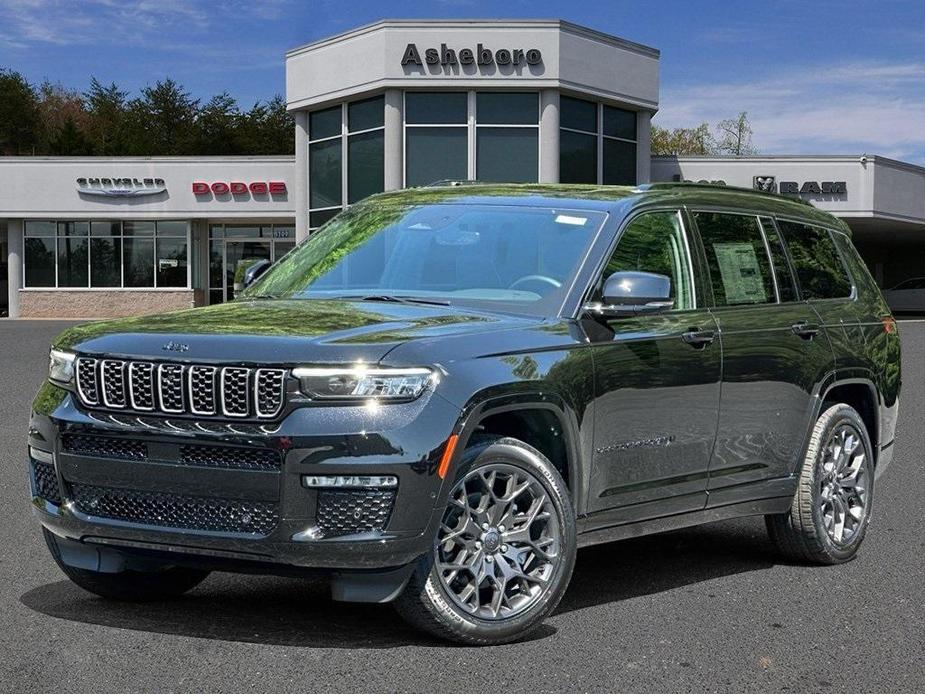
[29,384,461,574]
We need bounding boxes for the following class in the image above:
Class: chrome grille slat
[75,359,286,419]
[100,360,127,408]
[76,358,99,405]
[128,362,155,411]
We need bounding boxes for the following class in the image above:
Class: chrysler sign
[76,177,166,197]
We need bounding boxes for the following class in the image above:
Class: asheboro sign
[401,42,542,68]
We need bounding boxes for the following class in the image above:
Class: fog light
[302,474,398,489]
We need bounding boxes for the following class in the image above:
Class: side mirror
[242,259,272,289]
[585,271,674,318]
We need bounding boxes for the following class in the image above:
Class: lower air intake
[70,484,279,536]
[316,489,396,537]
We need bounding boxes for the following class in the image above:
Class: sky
[1,0,924,162]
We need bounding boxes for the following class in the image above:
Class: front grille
[31,459,62,505]
[62,433,148,460]
[71,484,279,536]
[75,357,286,420]
[316,489,395,537]
[179,445,281,471]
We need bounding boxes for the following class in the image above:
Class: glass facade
[308,95,385,230]
[560,95,638,185]
[208,223,296,304]
[23,219,189,289]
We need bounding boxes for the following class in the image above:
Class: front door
[586,210,721,521]
[691,212,833,502]
[208,224,296,304]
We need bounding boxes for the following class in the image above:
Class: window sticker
[713,242,767,304]
[554,214,588,226]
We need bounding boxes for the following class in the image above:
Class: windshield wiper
[352,294,451,307]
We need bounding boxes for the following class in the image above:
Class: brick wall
[19,290,203,318]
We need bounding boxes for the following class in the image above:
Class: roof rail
[422,179,483,188]
[637,181,814,206]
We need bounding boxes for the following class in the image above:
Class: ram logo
[753,176,777,193]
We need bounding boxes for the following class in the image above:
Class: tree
[84,77,130,155]
[196,92,242,155]
[36,80,89,153]
[239,95,294,155]
[0,69,40,154]
[715,112,756,156]
[651,123,714,155]
[125,78,199,155]
[48,115,93,155]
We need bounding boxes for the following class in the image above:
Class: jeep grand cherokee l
[28,183,901,645]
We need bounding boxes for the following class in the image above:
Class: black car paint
[28,183,901,600]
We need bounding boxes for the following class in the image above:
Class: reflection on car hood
[52,299,540,364]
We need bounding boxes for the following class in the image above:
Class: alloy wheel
[819,423,870,546]
[435,463,561,621]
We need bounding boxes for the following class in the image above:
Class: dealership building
[1,18,924,318]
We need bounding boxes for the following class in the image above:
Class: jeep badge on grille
[162,341,190,353]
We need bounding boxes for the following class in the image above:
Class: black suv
[29,183,901,645]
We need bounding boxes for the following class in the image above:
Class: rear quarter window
[777,220,852,300]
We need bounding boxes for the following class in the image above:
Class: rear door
[691,211,833,503]
[585,209,720,520]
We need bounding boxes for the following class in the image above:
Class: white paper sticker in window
[555,215,588,226]
[713,242,769,304]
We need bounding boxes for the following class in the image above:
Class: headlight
[293,365,435,402]
[48,349,76,385]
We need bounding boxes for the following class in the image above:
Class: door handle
[791,321,820,340]
[681,328,716,348]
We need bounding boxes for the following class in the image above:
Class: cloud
[656,61,925,163]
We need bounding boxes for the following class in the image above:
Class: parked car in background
[28,182,901,645]
[884,277,925,313]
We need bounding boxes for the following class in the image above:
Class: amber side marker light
[882,316,897,334]
[437,434,459,479]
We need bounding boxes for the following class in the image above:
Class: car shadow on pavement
[20,518,779,648]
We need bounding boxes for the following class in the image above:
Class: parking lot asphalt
[1,318,922,694]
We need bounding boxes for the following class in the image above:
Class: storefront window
[475,93,538,183]
[405,92,468,187]
[207,224,299,303]
[309,96,385,231]
[560,96,638,185]
[23,219,189,289]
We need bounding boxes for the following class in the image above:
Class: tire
[766,403,875,564]
[44,528,210,601]
[394,436,577,645]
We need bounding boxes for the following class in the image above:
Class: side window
[777,221,852,299]
[758,217,798,302]
[693,212,775,306]
[599,210,695,311]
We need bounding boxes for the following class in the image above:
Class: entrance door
[208,224,295,304]
[225,240,271,302]
[586,210,721,521]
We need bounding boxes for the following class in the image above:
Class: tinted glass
[58,221,88,237]
[561,96,597,132]
[405,92,467,124]
[24,237,55,286]
[476,128,538,183]
[602,139,636,185]
[758,217,797,302]
[156,221,187,237]
[694,212,775,306]
[603,106,636,140]
[90,221,120,237]
[24,221,55,237]
[602,211,695,310]
[90,238,121,287]
[778,221,852,299]
[309,138,342,208]
[476,92,538,124]
[347,130,384,203]
[157,238,188,287]
[123,238,154,287]
[251,202,607,317]
[309,106,341,140]
[559,130,597,184]
[310,208,340,229]
[57,236,88,287]
[223,225,262,238]
[123,221,155,236]
[405,127,468,186]
[348,96,384,132]
[209,239,223,289]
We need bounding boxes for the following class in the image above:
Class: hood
[53,299,540,365]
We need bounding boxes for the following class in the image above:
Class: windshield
[247,201,607,315]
